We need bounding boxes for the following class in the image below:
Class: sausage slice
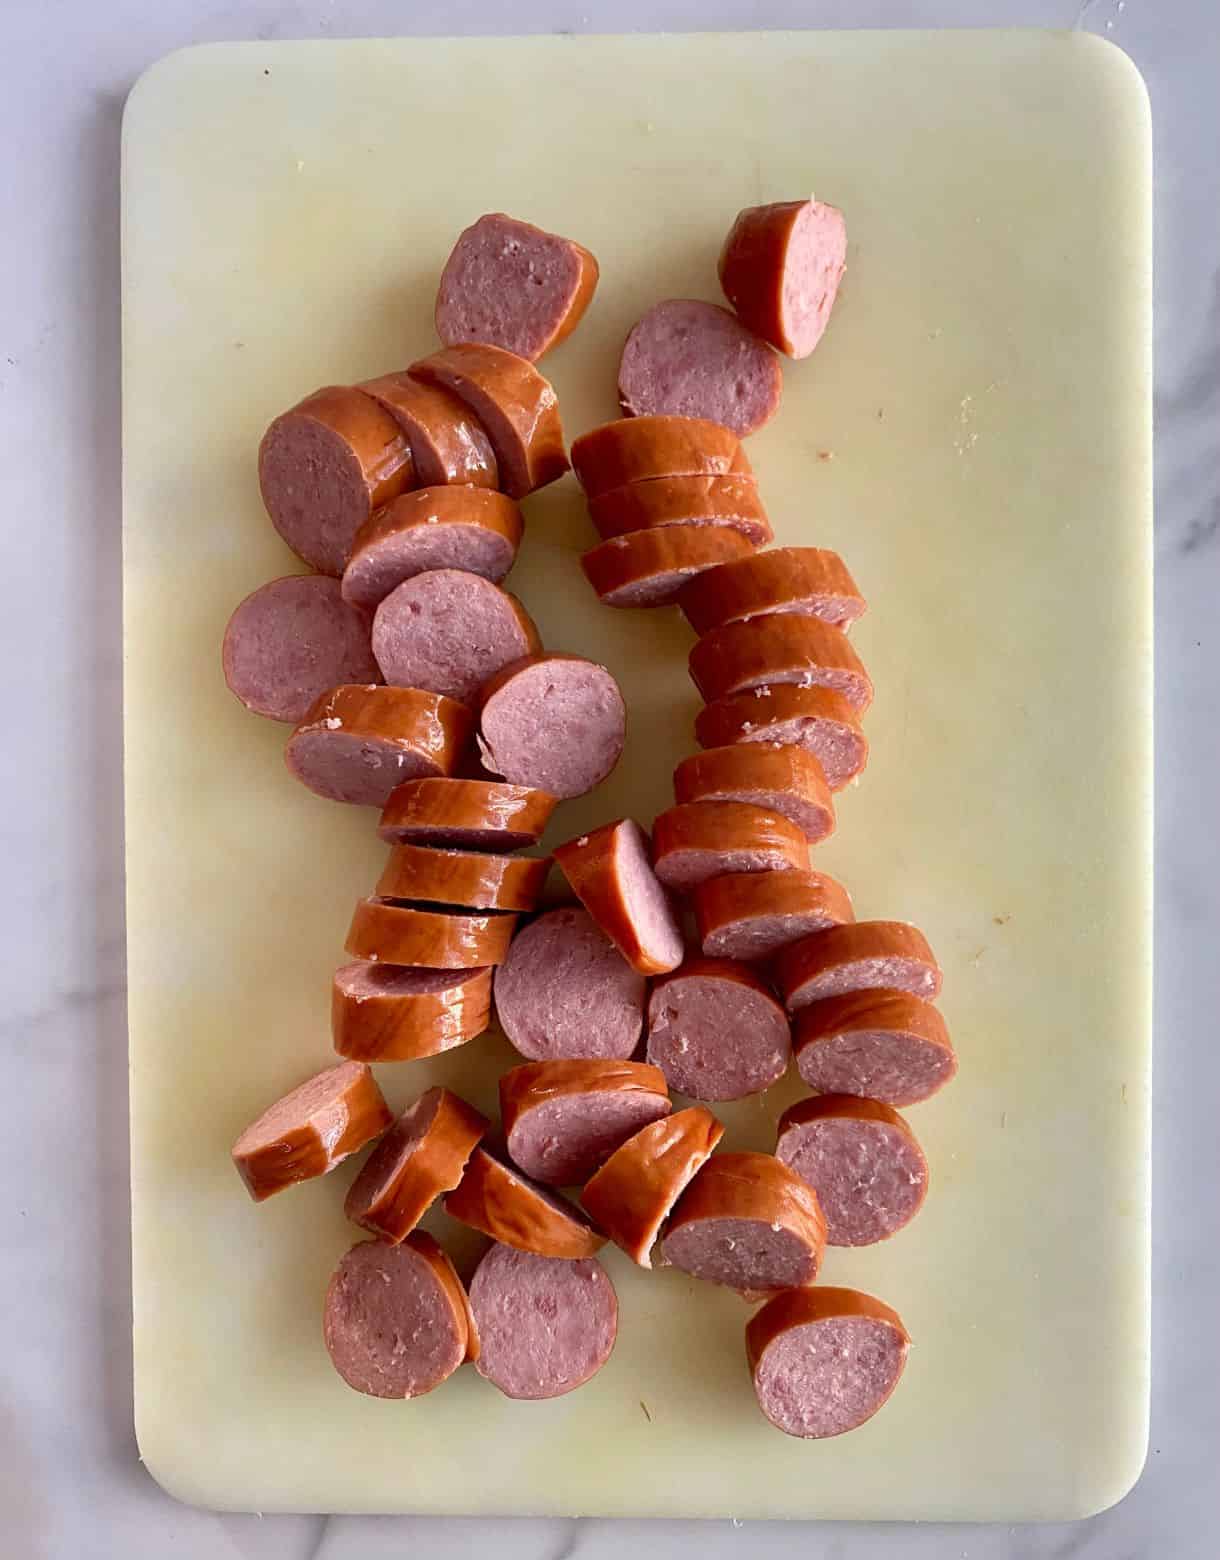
[359,372,498,488]
[345,897,516,969]
[222,576,379,724]
[678,546,866,635]
[553,818,684,975]
[500,1059,672,1186]
[285,684,472,807]
[581,523,755,608]
[436,213,600,361]
[746,1287,910,1439]
[651,801,808,891]
[376,842,548,912]
[371,568,541,704]
[718,199,848,360]
[579,1106,724,1267]
[690,614,873,711]
[331,962,492,1061]
[659,1152,826,1294]
[378,777,557,850]
[646,957,791,1100]
[493,906,647,1062]
[673,743,834,843]
[324,1233,476,1398]
[258,386,415,575]
[231,1060,391,1202]
[444,1146,606,1258]
[695,685,869,792]
[588,474,773,547]
[793,990,957,1105]
[693,868,854,960]
[571,414,752,496]
[468,1243,618,1400]
[618,299,783,436]
[776,921,943,1012]
[477,654,626,800]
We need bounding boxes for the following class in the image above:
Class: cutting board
[122,29,1152,1521]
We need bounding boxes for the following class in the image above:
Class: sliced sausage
[360,372,499,489]
[341,487,522,613]
[324,1232,476,1398]
[746,1287,910,1439]
[409,344,568,497]
[468,1243,617,1400]
[693,868,854,961]
[651,801,808,892]
[378,776,557,850]
[579,1106,724,1267]
[793,990,957,1105]
[775,1094,928,1246]
[673,743,834,843]
[690,615,873,711]
[231,1060,391,1202]
[618,299,783,436]
[658,1152,826,1293]
[492,905,646,1061]
[678,545,865,635]
[695,684,869,792]
[222,576,380,724]
[344,1086,488,1242]
[258,386,415,575]
[477,654,626,800]
[553,818,683,975]
[345,897,516,969]
[435,213,599,361]
[718,199,848,359]
[371,568,540,704]
[500,1059,672,1186]
[376,842,548,911]
[331,962,492,1062]
[285,684,472,807]
[589,474,773,547]
[776,921,943,1012]
[571,414,753,497]
[581,523,756,608]
[646,957,791,1101]
[444,1146,606,1258]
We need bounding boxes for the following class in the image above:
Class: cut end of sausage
[501,1059,672,1186]
[646,958,791,1101]
[285,725,434,806]
[554,818,685,975]
[719,200,847,360]
[794,991,957,1106]
[477,655,626,800]
[663,1215,818,1291]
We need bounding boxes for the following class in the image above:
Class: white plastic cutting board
[122,30,1152,1521]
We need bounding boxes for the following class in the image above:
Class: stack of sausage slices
[226,202,956,1441]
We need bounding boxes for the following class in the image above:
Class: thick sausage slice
[222,576,380,724]
[500,1059,672,1186]
[435,213,600,361]
[377,842,548,911]
[776,921,943,1012]
[341,487,522,612]
[360,372,498,488]
[673,743,834,843]
[345,897,516,969]
[618,299,783,436]
[646,957,791,1100]
[324,1232,476,1398]
[695,685,869,792]
[409,344,568,497]
[746,1287,910,1439]
[258,386,415,575]
[793,991,957,1105]
[231,1060,391,1202]
[693,868,854,960]
[581,524,755,609]
[718,200,848,360]
[571,414,753,497]
[371,568,541,704]
[493,905,646,1061]
[589,474,773,547]
[553,818,684,975]
[579,1106,724,1267]
[468,1243,618,1400]
[445,1146,606,1258]
[477,654,626,800]
[331,962,492,1061]
[690,615,873,711]
[344,1086,488,1242]
[775,1094,928,1246]
[379,777,557,850]
[659,1152,826,1293]
[678,546,865,635]
[285,684,472,807]
[651,801,808,892]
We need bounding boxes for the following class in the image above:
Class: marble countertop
[2,0,1215,1555]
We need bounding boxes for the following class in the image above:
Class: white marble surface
[0,0,1214,1554]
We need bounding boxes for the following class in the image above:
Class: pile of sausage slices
[225,206,957,1441]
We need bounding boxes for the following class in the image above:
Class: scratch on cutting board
[1121,1082,1128,1103]
[1000,1111,1007,1128]
[970,946,987,966]
[993,912,1011,926]
[640,1399,653,1423]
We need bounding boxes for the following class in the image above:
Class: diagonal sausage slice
[376,842,548,911]
[445,1146,606,1259]
[331,962,492,1062]
[678,546,865,635]
[581,523,756,608]
[571,414,753,497]
[793,990,956,1105]
[345,897,516,969]
[693,868,854,961]
[589,474,773,547]
[500,1059,672,1186]
[694,684,868,792]
[651,801,808,892]
[553,818,684,975]
[690,614,873,712]
[360,372,498,489]
[718,199,848,360]
[673,743,834,843]
[378,777,557,851]
[776,921,942,1012]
